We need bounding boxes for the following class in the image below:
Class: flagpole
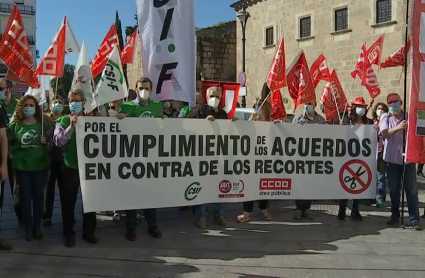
[400,0,410,229]
[331,87,342,123]
[340,78,356,123]
[54,77,59,100]
[395,67,404,95]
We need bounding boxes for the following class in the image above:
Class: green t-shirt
[9,121,49,171]
[180,107,194,118]
[56,115,78,169]
[5,98,19,119]
[119,100,163,118]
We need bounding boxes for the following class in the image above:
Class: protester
[187,86,237,229]
[172,100,185,115]
[0,78,21,223]
[372,102,389,207]
[178,93,204,118]
[0,94,11,250]
[128,89,137,101]
[380,93,421,230]
[292,100,326,220]
[162,99,178,118]
[237,99,273,223]
[9,95,49,241]
[117,77,163,241]
[337,97,372,221]
[43,96,65,226]
[53,88,98,247]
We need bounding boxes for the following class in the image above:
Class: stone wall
[126,21,237,93]
[231,0,409,113]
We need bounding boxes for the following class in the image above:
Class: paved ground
[1,176,425,278]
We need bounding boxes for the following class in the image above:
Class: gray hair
[68,88,86,101]
[206,87,221,99]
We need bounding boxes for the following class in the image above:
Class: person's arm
[53,122,75,148]
[380,114,402,138]
[0,110,8,181]
[186,107,200,119]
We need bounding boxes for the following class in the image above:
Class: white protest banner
[137,0,196,105]
[77,118,377,213]
[93,44,128,110]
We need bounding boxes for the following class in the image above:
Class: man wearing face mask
[117,77,163,241]
[380,93,421,230]
[292,101,326,220]
[162,100,177,118]
[187,86,237,229]
[53,89,98,247]
[43,96,65,226]
[178,93,204,118]
[0,78,21,223]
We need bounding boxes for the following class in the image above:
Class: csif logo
[139,111,154,118]
[184,182,202,201]
[21,129,38,145]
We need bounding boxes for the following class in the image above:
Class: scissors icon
[344,166,366,189]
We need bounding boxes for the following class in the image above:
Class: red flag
[286,51,316,108]
[201,80,240,119]
[380,40,410,69]
[351,44,381,99]
[36,18,66,77]
[121,30,137,64]
[320,70,347,120]
[0,5,39,88]
[310,54,331,89]
[267,38,286,91]
[91,25,120,78]
[270,90,286,120]
[6,69,24,84]
[367,34,384,65]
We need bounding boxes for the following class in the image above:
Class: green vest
[119,100,163,118]
[9,121,49,171]
[57,115,78,169]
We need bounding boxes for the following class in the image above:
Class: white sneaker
[112,213,121,222]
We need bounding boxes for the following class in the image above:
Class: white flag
[71,41,96,111]
[25,75,46,105]
[93,44,128,110]
[137,0,195,105]
[64,17,80,54]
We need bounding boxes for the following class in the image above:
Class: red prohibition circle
[339,159,372,194]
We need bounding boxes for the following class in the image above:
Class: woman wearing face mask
[162,100,176,118]
[237,99,273,223]
[338,96,372,221]
[53,89,98,248]
[372,103,389,207]
[43,96,65,226]
[9,95,49,241]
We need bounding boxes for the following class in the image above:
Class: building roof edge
[230,0,263,11]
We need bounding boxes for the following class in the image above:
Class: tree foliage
[125,14,138,37]
[50,63,75,100]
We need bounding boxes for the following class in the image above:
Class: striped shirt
[379,112,407,165]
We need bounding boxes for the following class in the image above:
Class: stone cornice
[230,0,264,11]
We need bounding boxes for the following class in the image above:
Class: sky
[36,0,236,68]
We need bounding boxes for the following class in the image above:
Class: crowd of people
[0,77,423,251]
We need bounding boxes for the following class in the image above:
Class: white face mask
[138,89,150,101]
[356,107,366,117]
[376,109,384,118]
[108,109,118,117]
[208,97,220,108]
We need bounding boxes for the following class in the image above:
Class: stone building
[231,0,409,112]
[126,21,237,94]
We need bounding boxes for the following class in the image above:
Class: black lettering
[217,135,228,155]
[285,137,296,156]
[107,84,119,91]
[224,160,232,174]
[264,160,273,174]
[84,122,91,132]
[199,161,209,176]
[205,135,215,156]
[255,160,263,174]
[102,135,116,158]
[284,160,295,174]
[335,139,346,157]
[120,135,140,158]
[156,62,178,95]
[170,135,176,157]
[84,134,99,158]
[147,162,158,178]
[311,138,321,157]
[322,139,334,157]
[241,136,250,156]
[118,163,131,179]
[210,160,218,175]
[298,138,310,157]
[296,160,305,174]
[160,162,171,177]
[230,135,239,155]
[143,135,156,157]
[271,137,283,155]
[315,161,324,174]
[179,135,196,156]
[348,139,360,157]
[198,135,203,156]
[105,63,114,73]
[233,160,243,175]
[324,161,333,174]
[160,8,174,40]
[305,160,315,174]
[158,135,169,157]
[85,163,96,180]
[132,162,145,179]
[171,162,182,177]
[361,138,372,157]
[243,160,250,174]
[183,161,194,176]
[273,160,284,174]
[154,0,170,7]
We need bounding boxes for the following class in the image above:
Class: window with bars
[265,27,274,46]
[300,17,311,38]
[376,0,392,23]
[335,8,348,31]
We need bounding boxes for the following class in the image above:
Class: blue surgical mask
[163,101,171,108]
[0,91,6,101]
[389,102,401,115]
[53,103,64,114]
[23,107,36,117]
[69,102,83,114]
[304,104,314,115]
[356,107,366,117]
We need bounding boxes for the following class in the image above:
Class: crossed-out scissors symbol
[344,166,366,189]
